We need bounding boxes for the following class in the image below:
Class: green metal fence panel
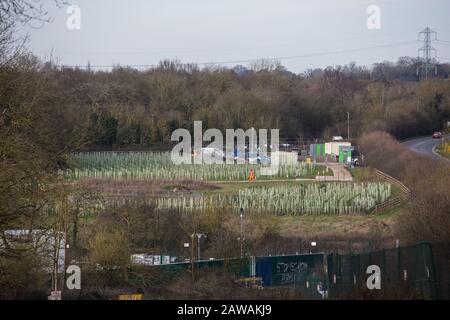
[258,253,326,286]
[327,242,439,299]
[430,242,450,299]
[126,242,449,299]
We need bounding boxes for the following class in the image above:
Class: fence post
[422,242,437,300]
[397,245,402,281]
[323,253,330,300]
[356,254,360,287]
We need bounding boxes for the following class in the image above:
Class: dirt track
[315,163,353,182]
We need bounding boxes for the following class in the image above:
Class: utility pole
[197,234,202,261]
[192,233,206,261]
[417,27,437,80]
[190,234,195,280]
[239,208,245,258]
[347,111,350,141]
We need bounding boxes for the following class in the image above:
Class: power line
[200,41,418,65]
[57,40,418,70]
[36,30,418,56]
[435,40,450,45]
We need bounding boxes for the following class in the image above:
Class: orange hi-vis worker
[248,169,256,181]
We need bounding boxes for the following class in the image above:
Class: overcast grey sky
[20,0,450,73]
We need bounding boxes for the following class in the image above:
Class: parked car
[332,136,344,141]
[432,131,443,139]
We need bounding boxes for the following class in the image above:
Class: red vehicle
[432,131,443,139]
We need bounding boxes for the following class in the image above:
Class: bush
[358,131,450,242]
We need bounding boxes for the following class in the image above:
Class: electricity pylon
[417,27,437,80]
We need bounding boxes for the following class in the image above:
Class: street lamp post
[190,234,195,280]
[347,111,350,141]
[197,234,202,261]
[189,233,206,281]
[239,208,244,258]
[191,233,206,261]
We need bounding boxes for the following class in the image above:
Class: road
[402,135,448,162]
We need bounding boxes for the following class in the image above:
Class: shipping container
[325,142,351,156]
[309,144,317,157]
[316,144,325,157]
[310,144,325,158]
[338,146,354,164]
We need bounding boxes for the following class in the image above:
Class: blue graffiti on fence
[276,262,308,284]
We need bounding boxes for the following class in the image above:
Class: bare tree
[0,0,66,66]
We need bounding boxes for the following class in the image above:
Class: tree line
[2,56,449,152]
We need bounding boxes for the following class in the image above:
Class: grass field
[277,211,398,238]
[349,166,402,197]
